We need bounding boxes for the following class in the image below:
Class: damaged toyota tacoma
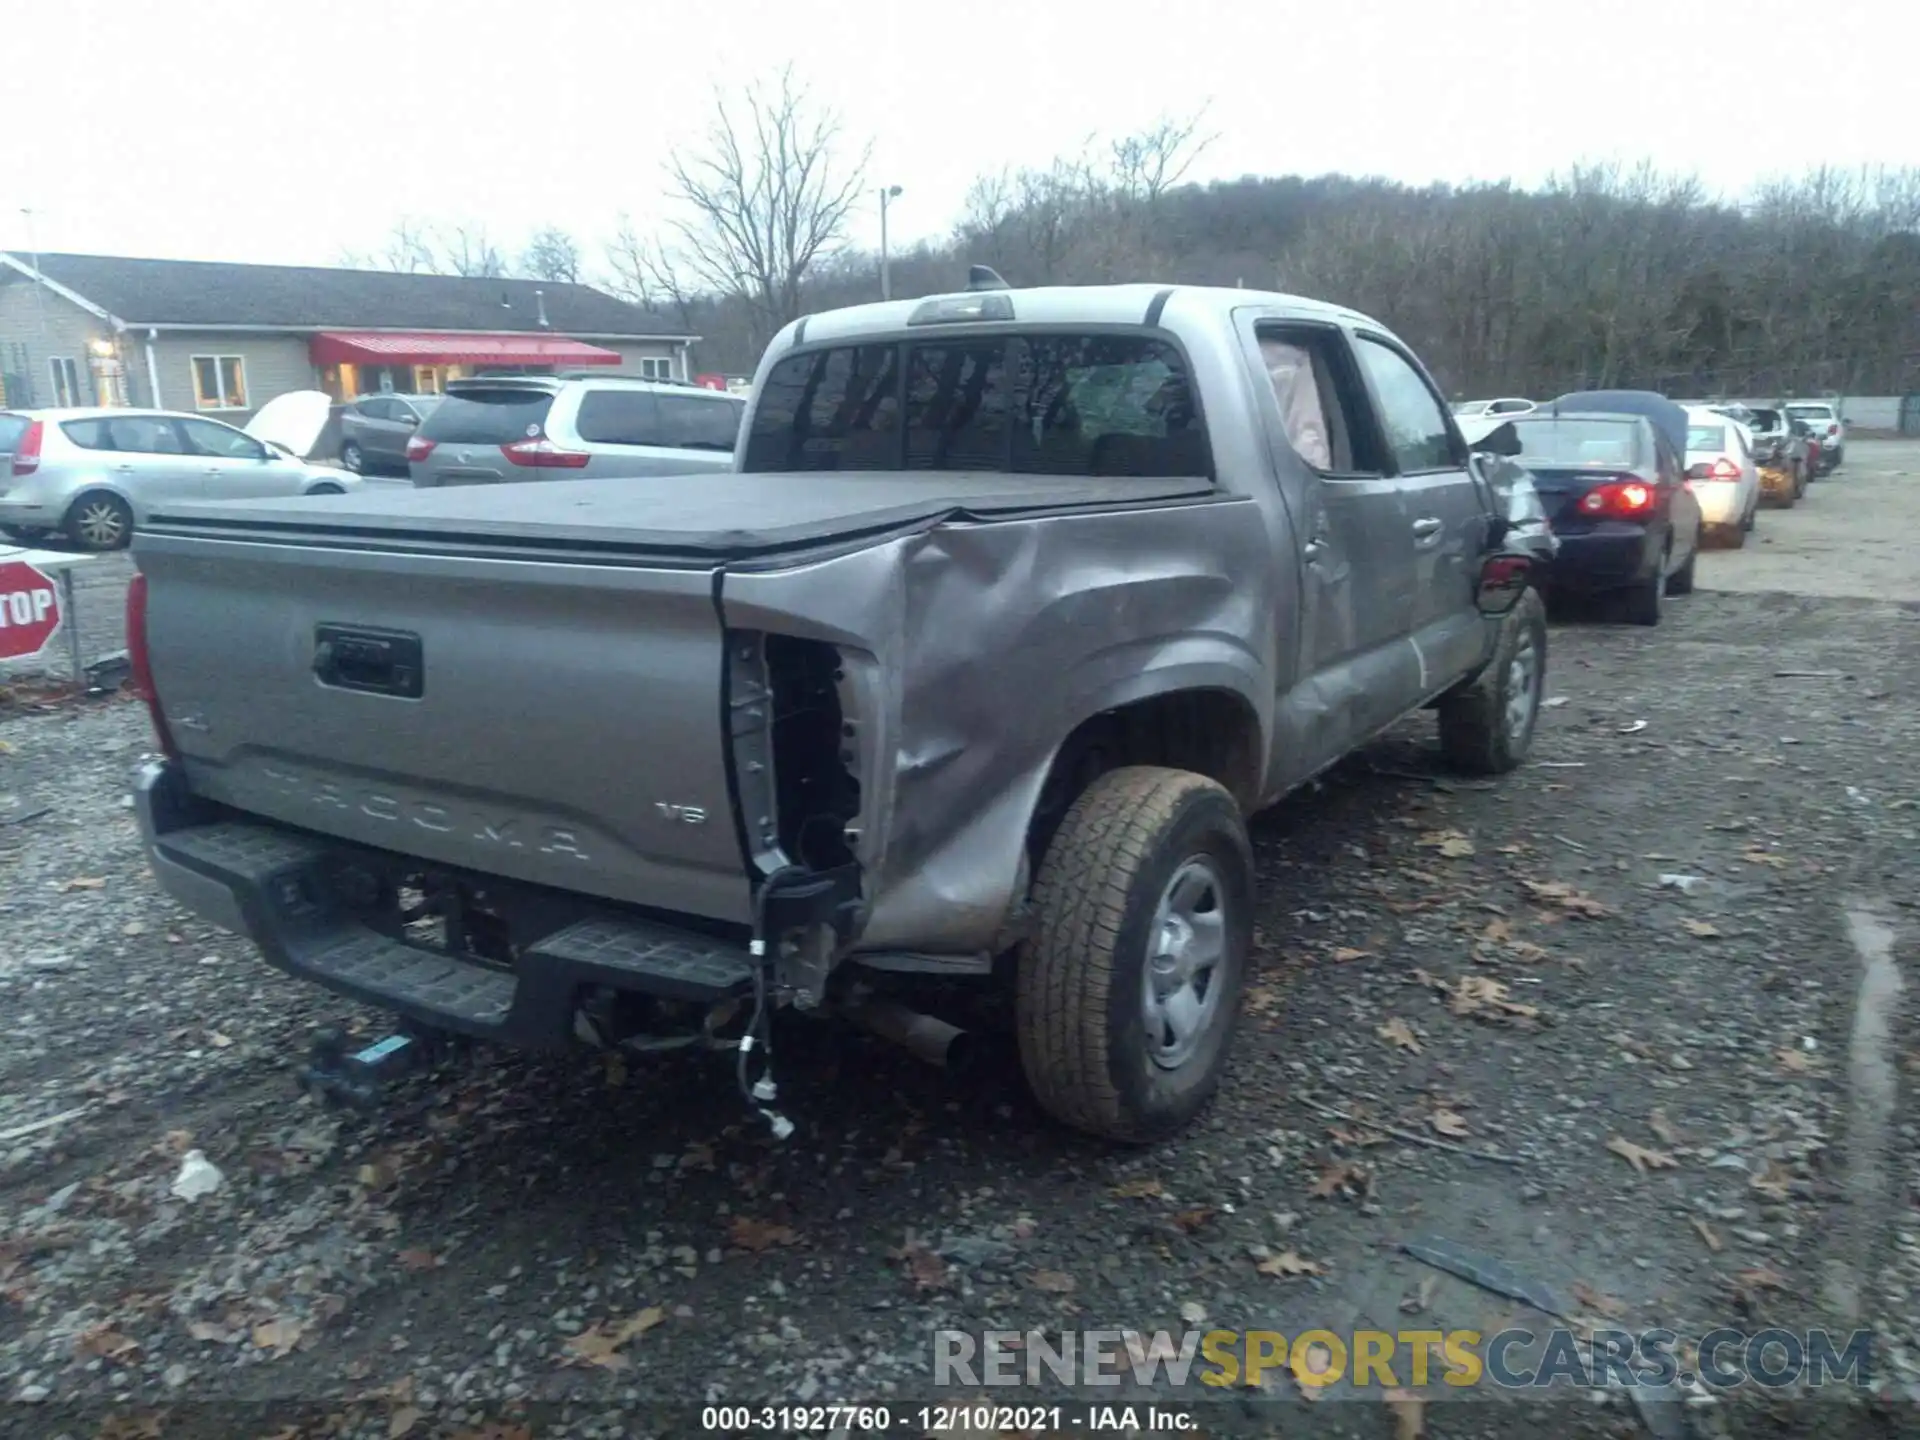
[128,274,1548,1142]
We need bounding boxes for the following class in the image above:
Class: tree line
[347,70,1920,399]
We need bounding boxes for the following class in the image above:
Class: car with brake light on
[1784,400,1844,472]
[125,270,1550,1145]
[0,392,370,551]
[408,373,745,488]
[1502,409,1700,626]
[1683,406,1762,540]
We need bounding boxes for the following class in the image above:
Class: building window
[190,355,249,410]
[637,356,674,381]
[48,356,84,407]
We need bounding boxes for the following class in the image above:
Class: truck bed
[146,470,1217,562]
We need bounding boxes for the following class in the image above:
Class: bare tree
[341,218,438,273]
[438,222,506,278]
[656,66,870,339]
[1108,107,1216,204]
[520,226,582,283]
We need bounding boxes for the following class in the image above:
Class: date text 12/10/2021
[699,1403,1199,1432]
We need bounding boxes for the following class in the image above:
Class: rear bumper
[136,761,755,1049]
[0,498,56,525]
[1691,480,1744,526]
[1541,525,1658,592]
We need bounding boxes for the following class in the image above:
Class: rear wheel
[339,441,365,474]
[1665,542,1697,595]
[64,492,133,552]
[307,482,345,495]
[1438,587,1547,774]
[1623,546,1665,626]
[1017,766,1253,1143]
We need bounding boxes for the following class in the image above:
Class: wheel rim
[1504,625,1540,740]
[1142,857,1229,1071]
[342,444,362,472]
[77,501,126,548]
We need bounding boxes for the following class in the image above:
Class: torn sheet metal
[1758,465,1797,505]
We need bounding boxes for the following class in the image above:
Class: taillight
[1578,480,1656,519]
[404,435,437,462]
[125,573,179,761]
[10,419,44,476]
[500,437,590,469]
[1685,458,1741,481]
[1826,424,1839,436]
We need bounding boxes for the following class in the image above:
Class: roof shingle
[1,252,688,337]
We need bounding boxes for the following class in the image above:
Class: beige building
[0,251,697,421]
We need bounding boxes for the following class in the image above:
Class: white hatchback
[1683,406,1761,544]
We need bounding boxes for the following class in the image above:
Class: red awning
[309,332,624,366]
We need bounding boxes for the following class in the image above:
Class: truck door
[1245,319,1425,778]
[1349,332,1490,694]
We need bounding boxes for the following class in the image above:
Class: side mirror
[1476,554,1532,616]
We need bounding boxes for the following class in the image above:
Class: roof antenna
[965,264,1009,292]
[534,289,550,328]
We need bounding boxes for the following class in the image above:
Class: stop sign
[0,559,61,661]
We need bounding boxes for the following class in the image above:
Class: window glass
[0,415,30,451]
[419,389,554,444]
[359,398,398,421]
[903,341,1008,470]
[1508,418,1642,467]
[1353,338,1455,472]
[1685,424,1727,453]
[742,345,901,472]
[653,393,743,451]
[191,356,248,409]
[60,419,113,450]
[179,417,266,459]
[637,356,675,380]
[1010,335,1206,476]
[574,390,661,446]
[106,415,186,454]
[48,357,84,407]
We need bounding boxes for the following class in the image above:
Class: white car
[1454,396,1536,418]
[1683,406,1761,545]
[0,392,372,551]
[1784,400,1845,471]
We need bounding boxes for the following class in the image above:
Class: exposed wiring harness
[739,867,802,1141]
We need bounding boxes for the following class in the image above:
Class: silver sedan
[0,396,371,551]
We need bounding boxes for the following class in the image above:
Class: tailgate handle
[313,625,424,699]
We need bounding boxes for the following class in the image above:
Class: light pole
[879,185,902,301]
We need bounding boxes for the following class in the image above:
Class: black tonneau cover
[144,471,1218,561]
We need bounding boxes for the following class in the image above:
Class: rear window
[0,414,32,451]
[419,389,555,445]
[1508,419,1642,467]
[1748,408,1782,430]
[741,333,1208,476]
[60,419,112,450]
[1786,404,1833,422]
[1686,424,1727,452]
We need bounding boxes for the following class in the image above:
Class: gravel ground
[4,454,1920,1440]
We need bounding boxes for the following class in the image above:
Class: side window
[360,398,398,421]
[574,390,662,446]
[1254,325,1378,475]
[741,345,900,472]
[1353,337,1456,474]
[653,394,743,451]
[1010,334,1208,477]
[179,417,266,460]
[59,419,113,450]
[904,341,1008,471]
[106,416,185,454]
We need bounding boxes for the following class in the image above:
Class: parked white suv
[1783,400,1844,472]
[408,374,746,488]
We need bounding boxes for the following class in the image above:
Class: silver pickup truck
[127,275,1548,1142]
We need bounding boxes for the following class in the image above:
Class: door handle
[1411,517,1443,538]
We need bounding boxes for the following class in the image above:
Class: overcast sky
[4,0,1913,286]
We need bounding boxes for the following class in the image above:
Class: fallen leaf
[252,1316,307,1355]
[1606,1136,1679,1175]
[1429,1110,1470,1138]
[1111,1177,1164,1199]
[1243,984,1282,1015]
[1447,975,1540,1021]
[1750,1162,1794,1201]
[1327,1125,1388,1147]
[1691,1218,1723,1252]
[1256,1249,1325,1277]
[564,1306,665,1370]
[1377,1017,1422,1054]
[1481,917,1515,944]
[728,1216,799,1252]
[1736,1266,1788,1291]
[390,1407,423,1439]
[1419,829,1476,858]
[356,1154,401,1191]
[1775,1047,1812,1074]
[207,1031,233,1049]
[1683,918,1722,938]
[1741,848,1788,868]
[1521,879,1608,917]
[76,1325,142,1362]
[1171,1207,1217,1233]
[1570,1281,1626,1319]
[97,1418,162,1440]
[1332,946,1374,963]
[186,1319,237,1344]
[893,1240,949,1292]
[62,876,108,892]
[1648,1108,1682,1146]
[1310,1160,1372,1200]
[396,1247,439,1272]
[1384,1389,1427,1440]
[1030,1269,1077,1293]
[1399,1273,1438,1314]
[678,1142,717,1172]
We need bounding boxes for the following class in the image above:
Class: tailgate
[138,535,752,925]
